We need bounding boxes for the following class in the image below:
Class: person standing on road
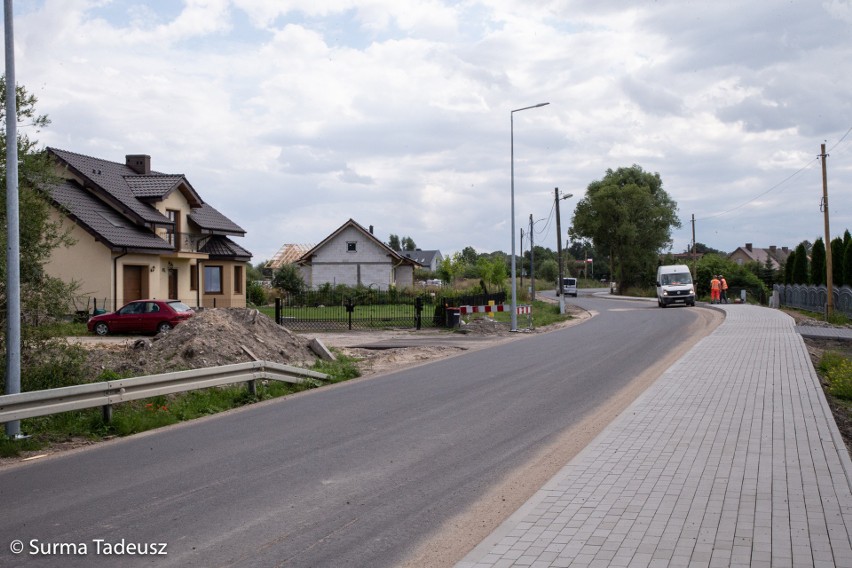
[710,275,721,304]
[720,275,729,304]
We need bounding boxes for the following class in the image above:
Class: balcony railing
[159,231,209,253]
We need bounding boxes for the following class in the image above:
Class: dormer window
[347,241,357,252]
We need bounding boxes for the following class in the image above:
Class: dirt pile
[88,308,318,377]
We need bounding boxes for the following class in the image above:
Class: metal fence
[274,289,508,331]
[773,284,852,317]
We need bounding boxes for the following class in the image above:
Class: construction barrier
[459,304,531,315]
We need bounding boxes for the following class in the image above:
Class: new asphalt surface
[458,304,852,568]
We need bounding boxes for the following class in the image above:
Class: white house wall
[308,226,395,289]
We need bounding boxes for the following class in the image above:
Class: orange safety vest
[720,278,728,290]
[710,278,721,291]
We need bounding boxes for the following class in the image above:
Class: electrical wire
[695,124,852,221]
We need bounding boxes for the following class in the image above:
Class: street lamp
[510,102,549,331]
[554,188,573,315]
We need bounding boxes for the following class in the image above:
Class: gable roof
[48,147,244,235]
[45,179,174,253]
[266,244,315,270]
[400,249,441,266]
[297,219,420,267]
[729,244,791,268]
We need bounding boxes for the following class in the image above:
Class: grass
[0,353,363,458]
[819,351,852,400]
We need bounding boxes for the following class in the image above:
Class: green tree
[792,242,809,284]
[460,246,478,266]
[437,252,466,284]
[845,240,852,287]
[784,249,796,284]
[570,165,680,291]
[811,238,826,285]
[388,234,401,251]
[401,236,416,251]
[538,258,558,284]
[476,256,507,292]
[696,254,766,301]
[0,78,79,391]
[831,236,845,286]
[271,264,305,295]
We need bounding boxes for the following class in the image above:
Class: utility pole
[555,188,565,314]
[821,143,834,318]
[5,0,22,438]
[519,228,524,291]
[691,214,697,278]
[529,214,535,302]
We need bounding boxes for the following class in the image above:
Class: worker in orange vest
[720,275,729,304]
[710,275,721,304]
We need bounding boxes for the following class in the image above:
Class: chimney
[770,245,777,253]
[782,247,789,254]
[745,243,752,252]
[369,225,374,235]
[125,154,151,175]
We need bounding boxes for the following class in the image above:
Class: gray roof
[400,250,440,266]
[46,147,250,258]
[49,148,171,226]
[200,235,252,261]
[46,179,174,253]
[189,203,246,235]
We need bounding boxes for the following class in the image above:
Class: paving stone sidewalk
[458,305,852,567]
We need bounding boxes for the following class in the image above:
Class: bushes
[820,351,852,400]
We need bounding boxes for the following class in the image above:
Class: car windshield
[167,301,193,313]
[662,273,692,285]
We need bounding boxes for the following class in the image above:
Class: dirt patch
[83,308,318,377]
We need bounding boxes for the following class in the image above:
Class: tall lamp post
[510,102,549,331]
[554,188,573,314]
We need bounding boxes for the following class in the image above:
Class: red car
[87,299,194,336]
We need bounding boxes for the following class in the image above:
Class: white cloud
[5,0,852,263]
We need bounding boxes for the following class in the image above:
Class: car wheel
[94,322,109,336]
[156,322,172,334]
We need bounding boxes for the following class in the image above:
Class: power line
[696,125,852,222]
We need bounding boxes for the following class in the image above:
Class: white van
[556,277,578,297]
[656,265,695,308]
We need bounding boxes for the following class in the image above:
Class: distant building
[399,249,443,272]
[295,219,421,290]
[728,243,791,270]
[265,244,314,273]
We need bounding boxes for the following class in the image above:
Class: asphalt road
[0,295,707,568]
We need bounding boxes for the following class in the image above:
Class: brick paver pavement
[458,305,852,567]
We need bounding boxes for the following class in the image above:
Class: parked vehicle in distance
[556,277,578,297]
[87,299,194,336]
[656,265,695,307]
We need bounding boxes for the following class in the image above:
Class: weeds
[819,351,852,400]
[2,355,363,457]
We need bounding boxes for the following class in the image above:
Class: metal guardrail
[0,361,329,424]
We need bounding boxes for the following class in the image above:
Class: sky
[4,0,852,263]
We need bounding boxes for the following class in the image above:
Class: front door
[123,265,144,305]
[168,269,178,300]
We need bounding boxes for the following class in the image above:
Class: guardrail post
[102,404,113,423]
[247,379,257,396]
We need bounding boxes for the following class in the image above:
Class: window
[234,265,243,294]
[204,266,223,294]
[347,241,357,252]
[166,210,179,247]
[190,264,198,291]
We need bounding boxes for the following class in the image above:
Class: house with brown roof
[43,148,251,311]
[295,219,420,290]
[728,243,791,270]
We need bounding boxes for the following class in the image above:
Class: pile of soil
[86,308,318,378]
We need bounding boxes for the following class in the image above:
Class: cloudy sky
[5,0,852,262]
